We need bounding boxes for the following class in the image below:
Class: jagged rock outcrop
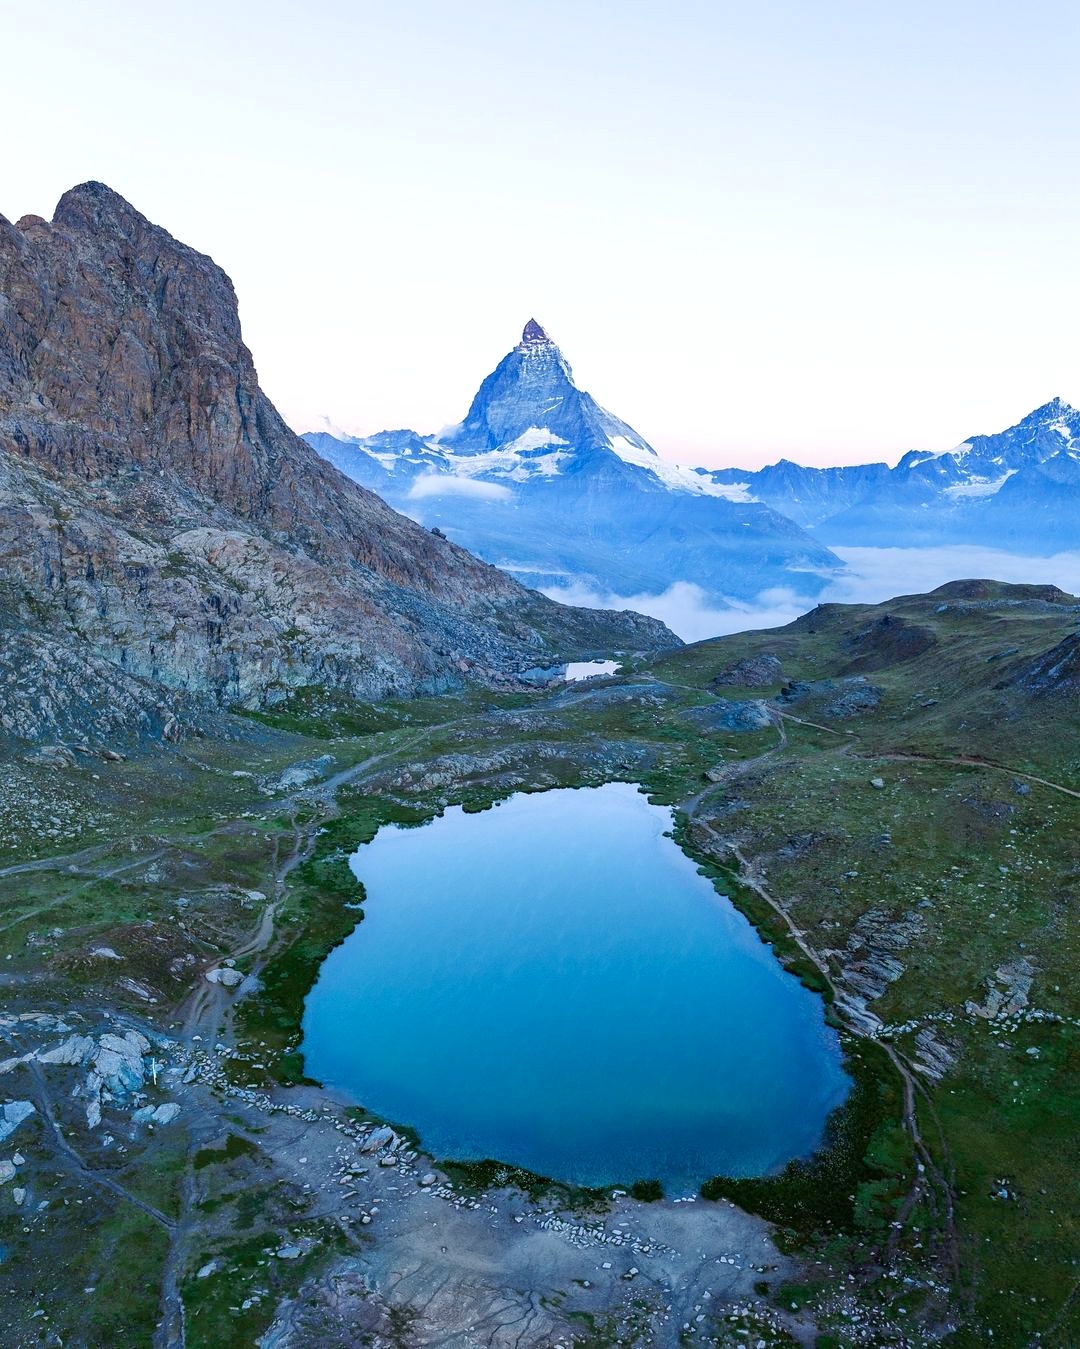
[1008,631,1080,696]
[0,184,676,743]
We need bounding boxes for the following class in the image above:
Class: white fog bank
[542,547,1080,644]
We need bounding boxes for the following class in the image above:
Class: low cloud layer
[408,474,512,501]
[827,545,1080,603]
[541,580,801,643]
[542,546,1080,643]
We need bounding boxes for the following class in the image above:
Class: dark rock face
[778,677,882,719]
[519,318,549,345]
[710,653,783,689]
[1009,632,1080,696]
[679,699,774,733]
[0,184,676,743]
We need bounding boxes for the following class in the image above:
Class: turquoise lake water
[302,782,850,1192]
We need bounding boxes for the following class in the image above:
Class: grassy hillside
[1,580,1077,1345]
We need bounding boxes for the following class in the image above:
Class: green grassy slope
[1,579,1077,1345]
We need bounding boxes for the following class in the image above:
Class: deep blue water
[302,783,850,1192]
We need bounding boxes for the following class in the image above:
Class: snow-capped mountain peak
[428,320,759,501]
[302,321,842,606]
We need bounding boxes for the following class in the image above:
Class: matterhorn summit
[304,321,840,609]
[520,317,552,345]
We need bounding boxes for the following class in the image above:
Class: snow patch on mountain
[707,479,758,503]
[942,471,1016,500]
[603,434,745,496]
[434,428,572,483]
[503,426,570,453]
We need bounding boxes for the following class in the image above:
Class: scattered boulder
[966,958,1034,1019]
[360,1125,396,1154]
[276,755,334,790]
[37,1034,96,1066]
[134,1102,180,1126]
[24,745,78,769]
[93,1031,151,1095]
[117,977,155,1002]
[204,966,244,988]
[0,1101,35,1143]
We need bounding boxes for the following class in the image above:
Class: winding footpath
[677,716,962,1287]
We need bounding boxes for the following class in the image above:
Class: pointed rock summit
[444,316,643,455]
[520,318,551,346]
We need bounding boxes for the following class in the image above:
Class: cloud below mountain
[542,545,1080,643]
[539,580,807,643]
[408,474,513,501]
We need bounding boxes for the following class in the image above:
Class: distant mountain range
[702,397,1080,552]
[304,322,842,605]
[308,336,1080,604]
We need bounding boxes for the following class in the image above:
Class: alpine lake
[302,782,850,1194]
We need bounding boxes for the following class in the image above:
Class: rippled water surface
[303,783,849,1191]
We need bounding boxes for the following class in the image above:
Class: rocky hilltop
[0,185,675,745]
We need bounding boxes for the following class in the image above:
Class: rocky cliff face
[0,184,675,745]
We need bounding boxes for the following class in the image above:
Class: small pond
[302,783,849,1192]
[563,660,621,682]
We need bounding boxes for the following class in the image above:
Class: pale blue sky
[6,1,1080,466]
